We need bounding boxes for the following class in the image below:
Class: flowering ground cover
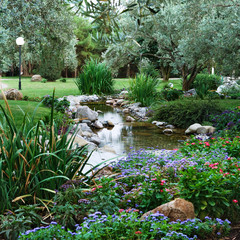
[17,138,240,239]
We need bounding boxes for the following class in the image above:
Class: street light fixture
[16,37,25,90]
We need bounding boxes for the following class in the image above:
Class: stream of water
[87,103,188,155]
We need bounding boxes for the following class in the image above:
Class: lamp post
[16,37,25,90]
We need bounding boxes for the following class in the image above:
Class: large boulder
[141,198,195,222]
[75,106,98,122]
[31,75,42,82]
[185,123,202,134]
[3,89,23,100]
[185,123,216,134]
[216,78,240,95]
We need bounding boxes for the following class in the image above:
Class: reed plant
[129,73,159,106]
[0,90,97,213]
[75,59,114,95]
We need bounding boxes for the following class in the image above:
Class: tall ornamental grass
[129,73,159,107]
[75,59,114,95]
[0,90,97,213]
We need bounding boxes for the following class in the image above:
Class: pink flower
[191,143,195,145]
[151,178,157,181]
[135,231,142,234]
[161,180,166,183]
[92,187,96,191]
[160,190,163,192]
[204,142,210,147]
[233,199,238,203]
[226,141,230,144]
[119,209,124,213]
[173,148,179,151]
[220,169,223,173]
[97,186,103,188]
[165,188,170,192]
[199,142,202,144]
[227,157,231,160]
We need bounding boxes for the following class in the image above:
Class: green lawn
[1,77,79,98]
[1,77,182,98]
[0,100,52,126]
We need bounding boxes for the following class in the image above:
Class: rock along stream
[86,103,188,155]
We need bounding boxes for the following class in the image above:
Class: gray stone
[75,106,98,121]
[152,121,157,125]
[202,126,216,134]
[3,89,23,100]
[185,123,202,134]
[93,120,104,129]
[126,116,135,122]
[31,74,42,82]
[79,123,93,133]
[156,122,167,127]
[196,127,207,134]
[163,129,173,134]
[165,124,175,129]
[116,99,125,105]
[90,135,101,145]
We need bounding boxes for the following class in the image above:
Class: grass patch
[1,77,79,98]
[0,100,52,126]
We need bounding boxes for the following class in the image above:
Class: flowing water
[87,103,188,155]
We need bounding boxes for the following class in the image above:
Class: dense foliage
[75,59,114,95]
[129,73,159,106]
[153,99,223,128]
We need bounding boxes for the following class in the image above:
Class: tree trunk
[161,65,171,81]
[182,65,199,91]
[65,68,68,78]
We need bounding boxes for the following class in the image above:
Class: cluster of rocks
[152,121,175,135]
[216,77,240,96]
[68,105,115,148]
[106,91,149,122]
[58,95,101,113]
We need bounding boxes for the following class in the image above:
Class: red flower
[135,231,142,234]
[233,199,238,203]
[225,141,230,144]
[119,209,124,213]
[204,142,210,147]
[151,178,157,181]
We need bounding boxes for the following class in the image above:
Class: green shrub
[42,95,70,113]
[192,74,221,92]
[41,78,47,83]
[152,99,223,128]
[59,78,67,83]
[160,88,183,101]
[75,59,114,95]
[129,73,159,107]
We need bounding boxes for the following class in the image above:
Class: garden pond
[86,103,188,154]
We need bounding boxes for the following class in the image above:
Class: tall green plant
[75,59,114,95]
[129,73,159,107]
[0,90,98,213]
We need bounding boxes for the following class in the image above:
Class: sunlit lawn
[0,100,52,126]
[1,77,182,98]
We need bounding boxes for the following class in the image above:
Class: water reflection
[88,104,187,154]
